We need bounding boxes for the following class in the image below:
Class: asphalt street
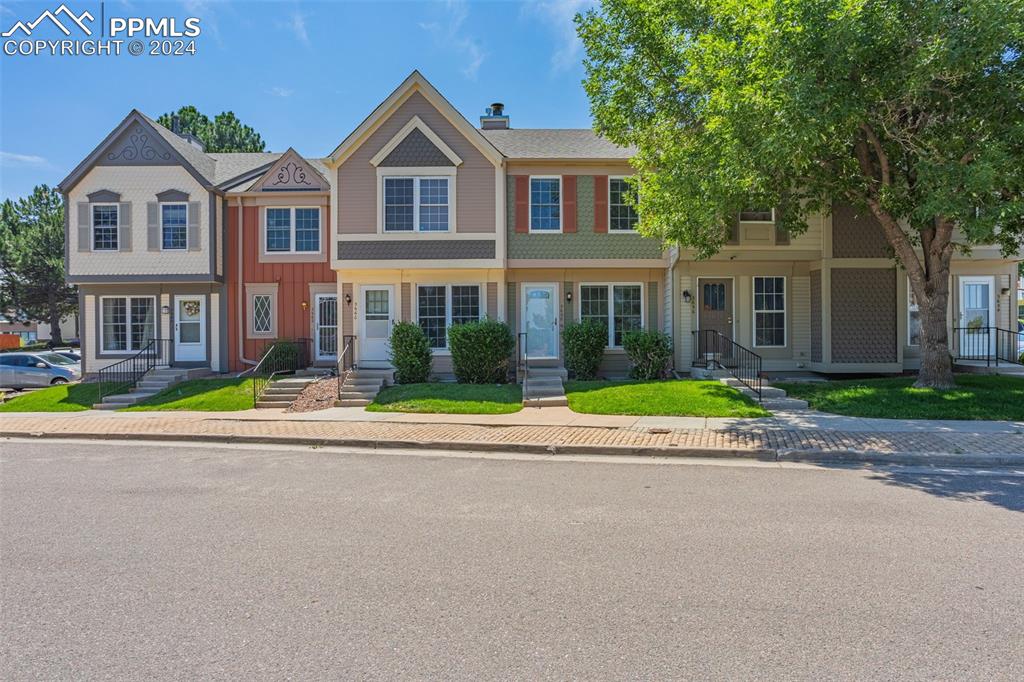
[2,439,1022,680]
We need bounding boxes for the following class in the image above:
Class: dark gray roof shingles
[480,128,634,159]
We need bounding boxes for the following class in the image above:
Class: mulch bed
[288,377,341,412]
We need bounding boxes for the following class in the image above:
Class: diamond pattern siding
[831,268,897,363]
[378,128,455,167]
[810,270,822,363]
[832,203,890,258]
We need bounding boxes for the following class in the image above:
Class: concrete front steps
[254,371,324,409]
[335,369,389,407]
[94,366,209,410]
[522,367,568,407]
[718,376,809,412]
[954,360,1024,376]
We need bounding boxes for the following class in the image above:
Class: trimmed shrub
[448,319,515,384]
[261,340,301,369]
[562,320,608,380]
[622,329,673,380]
[389,322,432,384]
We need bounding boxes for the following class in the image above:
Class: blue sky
[0,0,596,199]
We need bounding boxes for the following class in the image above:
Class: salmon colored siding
[593,175,608,233]
[562,175,577,233]
[226,205,334,371]
[514,176,529,233]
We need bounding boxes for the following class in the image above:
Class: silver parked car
[0,352,81,388]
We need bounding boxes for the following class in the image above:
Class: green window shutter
[147,202,160,251]
[118,202,132,251]
[774,211,789,245]
[727,215,740,245]
[187,201,201,251]
[647,281,659,331]
[77,203,90,252]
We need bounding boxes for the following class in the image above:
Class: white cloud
[181,0,222,46]
[286,10,309,46]
[421,0,486,80]
[266,86,294,98]
[0,151,48,167]
[525,0,594,73]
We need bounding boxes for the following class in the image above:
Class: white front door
[315,294,338,361]
[522,283,558,359]
[359,285,394,366]
[959,276,995,357]
[174,295,206,363]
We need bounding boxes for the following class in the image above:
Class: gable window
[383,177,450,232]
[265,207,320,253]
[161,203,187,250]
[609,178,639,232]
[101,296,155,353]
[580,284,643,347]
[416,284,482,349]
[530,177,561,231]
[753,276,786,347]
[740,208,775,222]
[908,280,921,346]
[92,204,119,251]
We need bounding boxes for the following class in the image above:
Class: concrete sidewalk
[2,408,1023,467]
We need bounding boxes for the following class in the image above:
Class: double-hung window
[416,284,481,349]
[265,207,320,253]
[530,177,561,231]
[383,177,450,232]
[579,284,643,347]
[101,296,155,352]
[161,203,187,250]
[609,178,639,232]
[753,276,786,347]
[92,204,119,251]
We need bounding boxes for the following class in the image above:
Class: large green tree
[157,106,266,152]
[578,0,1024,388]
[0,186,77,345]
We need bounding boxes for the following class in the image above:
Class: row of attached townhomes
[60,71,1021,381]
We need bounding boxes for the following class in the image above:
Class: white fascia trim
[369,116,463,167]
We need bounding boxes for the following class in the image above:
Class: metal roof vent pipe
[480,102,509,130]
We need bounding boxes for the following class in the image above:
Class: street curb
[4,429,1024,468]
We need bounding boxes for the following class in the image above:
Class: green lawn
[0,382,110,412]
[367,382,523,414]
[564,379,770,417]
[124,377,255,411]
[775,375,1024,420]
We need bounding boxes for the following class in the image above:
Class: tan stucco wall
[68,166,211,277]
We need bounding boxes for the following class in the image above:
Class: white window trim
[262,206,322,255]
[739,207,776,224]
[98,295,157,355]
[751,276,787,348]
[529,175,563,233]
[376,168,457,234]
[413,283,484,353]
[577,282,645,349]
[608,176,639,233]
[91,203,119,252]
[907,278,921,346]
[159,202,188,252]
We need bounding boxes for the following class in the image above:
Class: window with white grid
[92,204,119,251]
[753,276,786,347]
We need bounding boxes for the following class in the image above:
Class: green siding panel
[507,175,663,260]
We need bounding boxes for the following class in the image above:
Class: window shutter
[562,175,577,233]
[514,176,529,233]
[77,203,90,252]
[118,202,132,251]
[187,201,201,251]
[727,215,740,245]
[593,175,608,233]
[147,202,160,251]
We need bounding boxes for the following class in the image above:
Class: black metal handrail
[517,331,529,397]
[246,339,310,407]
[954,326,1024,366]
[97,338,170,401]
[692,329,763,401]
[336,334,356,401]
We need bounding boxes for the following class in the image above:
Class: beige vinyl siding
[790,276,811,364]
[68,166,210,277]
[336,91,495,235]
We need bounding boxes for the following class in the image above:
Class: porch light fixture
[344,293,352,305]
[565,291,573,303]
[301,300,309,310]
[682,290,692,304]
[160,304,170,314]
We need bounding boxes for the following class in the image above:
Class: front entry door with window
[959,276,995,357]
[315,294,338,361]
[359,285,393,366]
[698,279,733,359]
[522,283,558,359]
[174,295,206,362]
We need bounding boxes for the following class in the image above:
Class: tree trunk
[915,279,955,389]
[47,292,63,346]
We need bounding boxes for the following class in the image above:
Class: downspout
[237,195,257,367]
